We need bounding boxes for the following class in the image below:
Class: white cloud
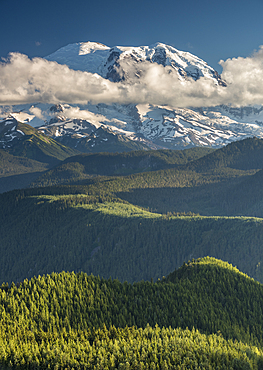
[1,47,263,108]
[29,106,45,119]
[62,106,106,127]
[0,53,120,105]
[219,46,263,106]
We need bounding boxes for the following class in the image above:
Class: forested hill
[0,150,49,193]
[187,136,263,172]
[2,138,263,368]
[28,137,263,218]
[1,257,263,369]
[165,256,252,282]
[2,188,263,284]
[31,146,214,187]
[2,256,259,342]
[32,137,263,188]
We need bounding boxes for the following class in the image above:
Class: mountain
[0,116,79,165]
[1,41,263,151]
[0,107,151,154]
[45,41,227,85]
[40,121,151,153]
[3,42,263,370]
[3,101,263,152]
[0,116,82,191]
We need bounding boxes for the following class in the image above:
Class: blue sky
[1,0,263,73]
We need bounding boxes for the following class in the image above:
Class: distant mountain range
[1,41,263,154]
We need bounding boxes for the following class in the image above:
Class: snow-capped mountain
[1,41,263,152]
[2,101,263,152]
[45,41,226,85]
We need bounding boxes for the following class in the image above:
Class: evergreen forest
[2,258,263,369]
[2,137,263,368]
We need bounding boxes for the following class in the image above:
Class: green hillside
[112,137,263,216]
[0,150,49,192]
[7,122,80,165]
[31,146,214,187]
[0,122,81,192]
[1,258,263,369]
[187,136,263,171]
[1,137,263,285]
[115,168,263,216]
[2,326,261,370]
[2,135,263,368]
[0,149,47,176]
[30,137,263,217]
[1,188,263,284]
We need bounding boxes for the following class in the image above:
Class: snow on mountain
[0,116,27,149]
[1,41,263,152]
[2,101,263,151]
[211,105,263,125]
[45,41,226,85]
[45,42,111,75]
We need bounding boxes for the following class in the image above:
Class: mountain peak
[2,41,262,152]
[78,41,110,55]
[45,41,225,85]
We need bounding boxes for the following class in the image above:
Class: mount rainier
[1,41,263,152]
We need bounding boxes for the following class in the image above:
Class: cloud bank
[219,46,263,106]
[1,46,263,108]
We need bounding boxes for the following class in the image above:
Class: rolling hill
[1,258,263,369]
[1,137,263,284]
[1,187,263,284]
[0,149,49,192]
[31,146,214,187]
[30,137,263,217]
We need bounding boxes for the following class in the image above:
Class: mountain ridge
[1,41,263,151]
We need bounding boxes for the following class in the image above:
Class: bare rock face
[152,47,167,66]
[50,104,64,113]
[220,105,263,120]
[212,71,227,87]
[48,116,67,125]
